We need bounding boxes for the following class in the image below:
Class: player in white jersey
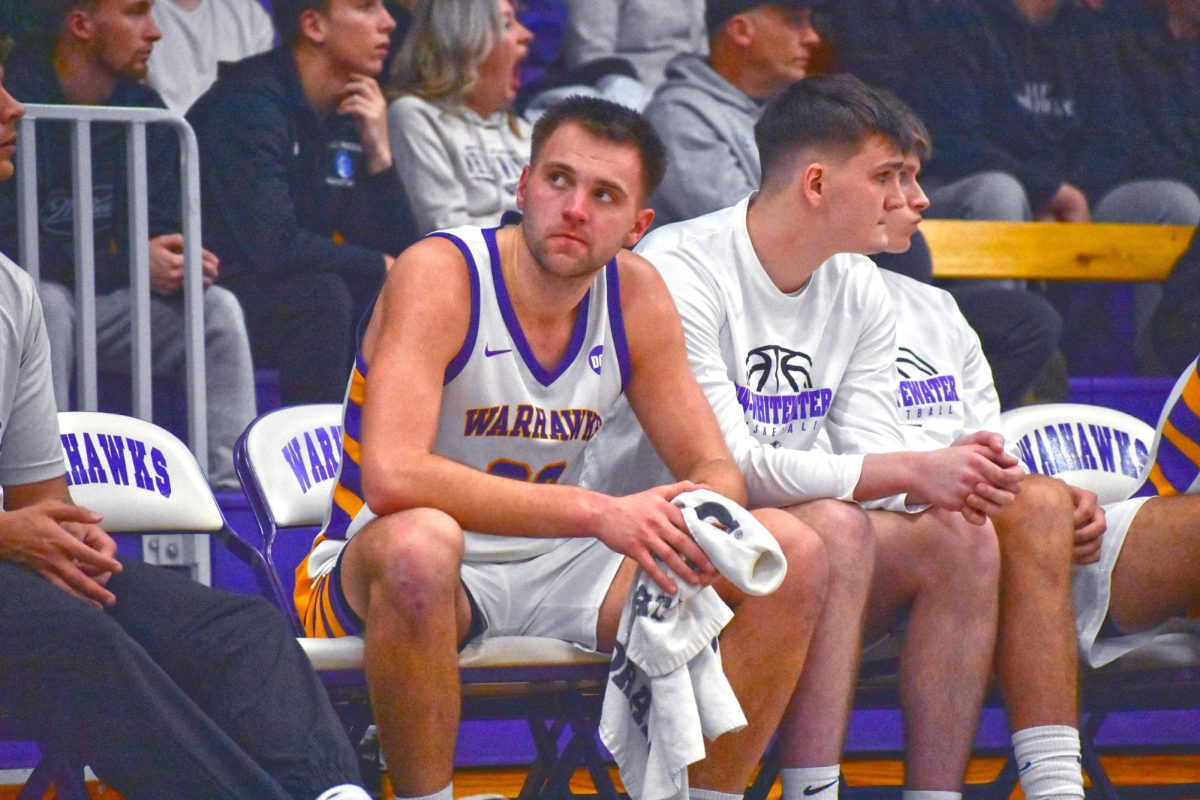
[584,75,1024,800]
[302,96,827,800]
[875,95,1200,800]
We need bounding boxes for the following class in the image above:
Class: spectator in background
[189,0,416,406]
[889,0,1200,375]
[0,0,255,488]
[386,0,532,235]
[1086,0,1200,374]
[908,0,1199,235]
[145,0,275,114]
[643,0,821,228]
[1094,0,1200,195]
[562,0,707,92]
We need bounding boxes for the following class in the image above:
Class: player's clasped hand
[1068,485,1106,565]
[915,431,1024,525]
[0,501,121,608]
[594,481,719,596]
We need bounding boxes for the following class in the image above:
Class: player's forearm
[361,452,609,539]
[853,451,925,503]
[683,456,747,507]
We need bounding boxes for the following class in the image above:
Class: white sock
[901,792,961,800]
[314,786,372,800]
[781,765,840,800]
[1012,725,1085,800]
[395,785,453,800]
[690,789,742,800]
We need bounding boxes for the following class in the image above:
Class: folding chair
[1000,402,1200,800]
[233,405,618,800]
[12,411,265,800]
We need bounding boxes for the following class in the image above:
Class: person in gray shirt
[643,0,820,227]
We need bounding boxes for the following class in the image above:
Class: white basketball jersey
[432,225,631,562]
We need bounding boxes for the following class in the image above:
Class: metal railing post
[16,104,209,473]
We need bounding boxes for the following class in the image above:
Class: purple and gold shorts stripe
[295,553,363,638]
[1149,366,1200,496]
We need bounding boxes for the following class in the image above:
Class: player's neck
[746,194,832,294]
[498,227,590,369]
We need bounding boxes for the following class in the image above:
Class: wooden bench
[923,220,1196,282]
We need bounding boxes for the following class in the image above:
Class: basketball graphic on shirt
[745,345,813,393]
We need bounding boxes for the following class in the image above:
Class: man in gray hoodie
[644,0,820,226]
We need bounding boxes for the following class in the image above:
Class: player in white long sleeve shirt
[584,75,1023,800]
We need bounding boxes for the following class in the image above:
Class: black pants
[0,558,360,800]
[228,271,383,406]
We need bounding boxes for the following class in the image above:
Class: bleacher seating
[925,220,1195,282]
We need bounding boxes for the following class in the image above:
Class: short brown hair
[530,96,667,201]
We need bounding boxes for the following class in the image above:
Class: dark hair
[754,73,915,188]
[876,87,932,160]
[530,95,668,201]
[31,0,97,34]
[272,0,331,47]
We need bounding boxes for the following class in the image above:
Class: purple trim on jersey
[326,504,351,538]
[427,232,482,384]
[343,404,362,449]
[483,227,591,387]
[604,260,631,392]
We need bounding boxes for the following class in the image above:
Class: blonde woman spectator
[387,0,534,234]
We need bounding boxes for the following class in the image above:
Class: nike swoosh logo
[804,780,838,796]
[1018,761,1033,773]
[484,346,513,357]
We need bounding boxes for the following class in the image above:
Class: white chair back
[239,404,344,530]
[58,411,224,532]
[1001,402,1154,504]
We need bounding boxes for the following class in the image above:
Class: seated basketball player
[872,94,1200,800]
[294,96,828,799]
[582,75,1026,800]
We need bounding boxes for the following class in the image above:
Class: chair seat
[298,635,612,673]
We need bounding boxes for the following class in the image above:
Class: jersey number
[486,459,567,484]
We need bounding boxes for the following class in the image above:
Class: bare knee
[349,508,464,617]
[752,507,829,625]
[789,499,874,585]
[993,475,1074,561]
[917,510,1000,594]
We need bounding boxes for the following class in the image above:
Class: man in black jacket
[0,0,256,489]
[905,0,1200,373]
[189,0,416,405]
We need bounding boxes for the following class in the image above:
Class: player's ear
[800,162,825,206]
[624,207,655,248]
[515,164,531,211]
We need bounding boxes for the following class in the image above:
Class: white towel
[600,489,787,800]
